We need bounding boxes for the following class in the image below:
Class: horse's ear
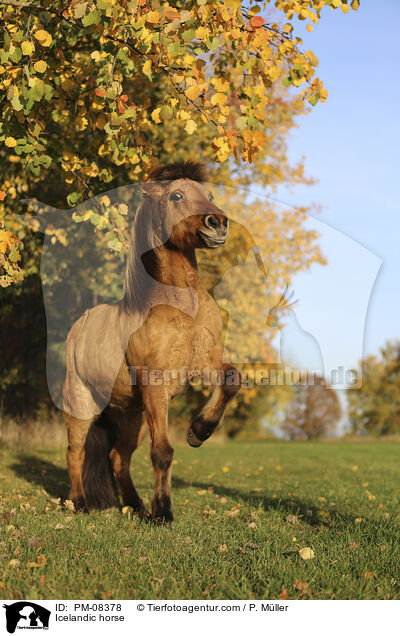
[141,182,165,199]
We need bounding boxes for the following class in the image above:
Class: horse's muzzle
[198,226,229,248]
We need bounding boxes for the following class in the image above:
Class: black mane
[149,161,206,183]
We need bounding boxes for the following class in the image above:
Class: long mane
[122,161,206,313]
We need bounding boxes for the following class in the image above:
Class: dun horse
[63,162,241,523]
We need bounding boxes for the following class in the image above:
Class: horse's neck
[144,245,201,290]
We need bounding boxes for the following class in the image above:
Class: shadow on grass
[10,454,69,500]
[9,455,393,540]
[171,476,353,528]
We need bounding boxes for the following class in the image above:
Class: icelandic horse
[63,162,241,523]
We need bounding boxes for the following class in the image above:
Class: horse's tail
[82,412,119,510]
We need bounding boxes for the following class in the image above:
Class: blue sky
[259,0,400,372]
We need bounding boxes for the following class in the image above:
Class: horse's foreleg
[66,415,93,511]
[187,362,241,447]
[109,411,148,518]
[142,386,174,524]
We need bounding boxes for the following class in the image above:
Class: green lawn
[0,440,399,600]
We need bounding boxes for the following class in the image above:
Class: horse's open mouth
[198,230,228,248]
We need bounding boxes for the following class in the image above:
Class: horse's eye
[170,192,183,202]
[209,193,214,202]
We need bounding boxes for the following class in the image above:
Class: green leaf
[82,10,101,26]
[90,213,101,225]
[10,47,22,63]
[183,29,196,42]
[67,192,82,206]
[168,43,184,57]
[160,105,173,120]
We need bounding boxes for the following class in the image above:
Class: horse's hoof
[71,497,89,514]
[186,426,204,448]
[152,512,174,526]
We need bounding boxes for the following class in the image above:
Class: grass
[0,440,399,600]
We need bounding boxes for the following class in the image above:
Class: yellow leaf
[185,119,197,135]
[341,4,350,13]
[21,41,34,56]
[146,10,160,23]
[142,60,152,77]
[211,93,227,107]
[195,26,209,40]
[351,0,360,9]
[34,29,52,47]
[5,137,17,148]
[0,230,14,253]
[178,109,191,120]
[90,50,102,62]
[151,107,161,124]
[306,24,314,32]
[34,60,47,73]
[299,547,315,560]
[185,85,201,100]
[331,0,341,7]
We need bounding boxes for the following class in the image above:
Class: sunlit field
[0,441,399,600]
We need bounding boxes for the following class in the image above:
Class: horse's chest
[168,314,219,366]
[145,300,221,368]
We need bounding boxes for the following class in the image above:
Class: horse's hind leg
[109,411,148,518]
[187,360,241,447]
[66,415,92,511]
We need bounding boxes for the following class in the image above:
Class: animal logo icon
[3,602,50,634]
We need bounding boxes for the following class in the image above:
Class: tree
[0,0,357,428]
[347,341,400,436]
[282,384,341,440]
[0,0,358,284]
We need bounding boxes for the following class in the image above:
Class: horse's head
[140,162,229,251]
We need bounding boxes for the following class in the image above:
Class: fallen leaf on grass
[299,547,315,560]
[285,514,298,525]
[64,499,75,512]
[248,522,256,530]
[28,537,45,552]
[280,588,289,600]
[218,544,228,552]
[27,555,46,568]
[9,559,20,568]
[293,579,309,591]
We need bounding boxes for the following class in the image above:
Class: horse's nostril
[204,215,220,230]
